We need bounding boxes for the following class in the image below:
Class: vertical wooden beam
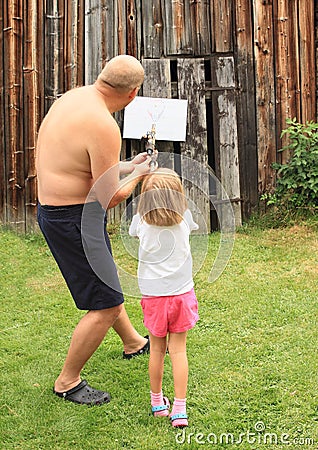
[287,0,301,122]
[210,56,242,226]
[64,0,84,91]
[101,0,115,61]
[3,0,25,231]
[253,0,276,194]
[126,0,141,58]
[141,0,163,58]
[45,0,65,112]
[23,0,40,231]
[0,0,5,224]
[211,0,233,52]
[77,0,85,85]
[189,0,211,55]
[142,59,172,98]
[84,0,104,84]
[36,0,45,124]
[162,0,193,55]
[298,0,316,123]
[177,58,210,230]
[64,0,73,90]
[315,0,318,119]
[116,0,127,56]
[275,0,300,161]
[234,0,258,216]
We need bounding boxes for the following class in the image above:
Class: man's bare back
[36,85,121,206]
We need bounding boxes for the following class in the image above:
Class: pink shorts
[141,288,199,337]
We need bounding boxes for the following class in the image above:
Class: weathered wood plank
[115,0,126,56]
[275,0,300,162]
[64,0,74,89]
[85,0,104,84]
[127,0,137,56]
[253,0,276,194]
[36,0,45,125]
[0,0,5,223]
[211,0,233,52]
[210,56,241,225]
[23,0,40,231]
[3,0,25,231]
[85,0,118,81]
[162,0,192,55]
[141,0,163,58]
[100,0,112,62]
[298,0,316,123]
[101,0,115,60]
[316,1,318,119]
[177,58,210,230]
[142,58,172,98]
[189,0,211,55]
[64,0,84,90]
[210,55,235,88]
[234,0,258,216]
[45,0,64,112]
[287,0,301,123]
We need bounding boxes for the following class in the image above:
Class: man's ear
[128,86,139,100]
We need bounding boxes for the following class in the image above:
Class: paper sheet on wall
[123,96,188,141]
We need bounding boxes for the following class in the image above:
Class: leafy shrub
[262,118,318,211]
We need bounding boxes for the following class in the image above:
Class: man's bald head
[98,55,144,93]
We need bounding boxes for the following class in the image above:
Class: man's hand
[119,152,150,175]
[131,152,149,165]
[132,154,152,176]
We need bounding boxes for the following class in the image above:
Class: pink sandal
[151,396,170,417]
[170,413,188,428]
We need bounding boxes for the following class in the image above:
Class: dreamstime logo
[175,422,315,446]
[81,153,236,296]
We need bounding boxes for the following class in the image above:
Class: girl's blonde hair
[138,168,187,226]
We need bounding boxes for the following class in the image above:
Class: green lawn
[1,222,318,449]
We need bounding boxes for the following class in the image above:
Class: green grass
[1,222,318,449]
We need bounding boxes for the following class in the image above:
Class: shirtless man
[36,55,151,405]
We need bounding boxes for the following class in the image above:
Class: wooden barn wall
[0,0,316,232]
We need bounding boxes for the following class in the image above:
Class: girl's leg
[168,332,188,427]
[168,331,188,398]
[148,332,169,417]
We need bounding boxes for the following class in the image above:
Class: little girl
[129,168,199,428]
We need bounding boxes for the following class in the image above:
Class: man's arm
[87,116,150,209]
[108,157,150,209]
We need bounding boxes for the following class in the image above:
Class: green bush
[262,118,318,214]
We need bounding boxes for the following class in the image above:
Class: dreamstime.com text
[175,422,315,446]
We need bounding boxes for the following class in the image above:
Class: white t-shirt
[129,209,199,296]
